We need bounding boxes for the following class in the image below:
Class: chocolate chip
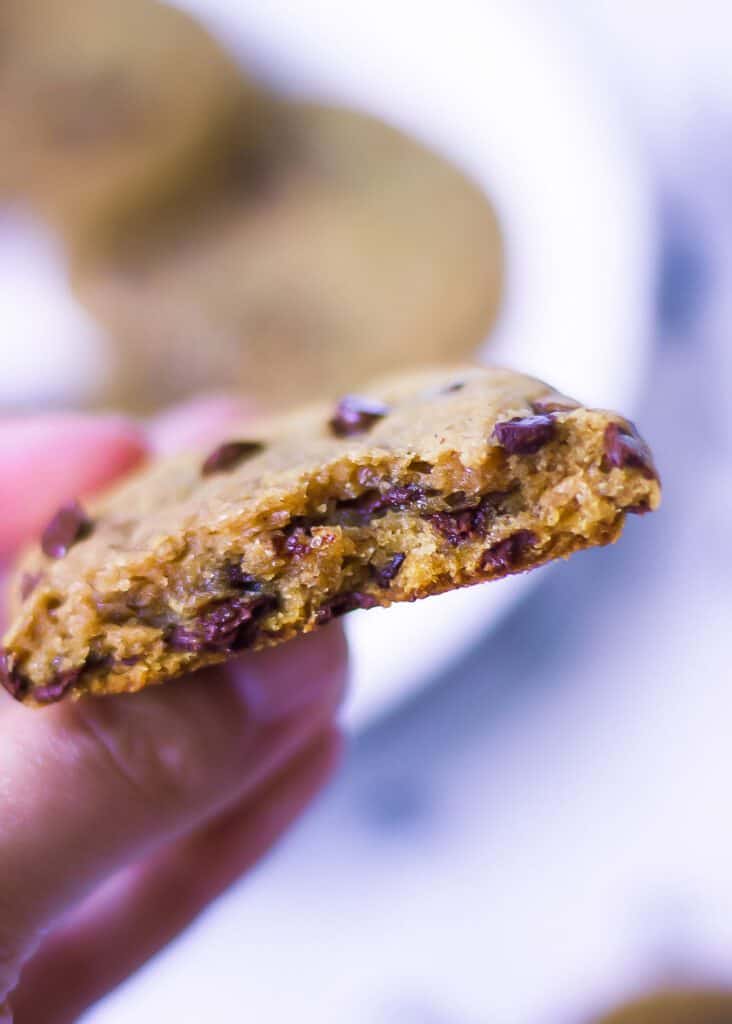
[201,440,264,477]
[408,459,433,474]
[334,484,428,527]
[272,519,314,557]
[20,572,43,600]
[443,381,465,393]
[370,553,406,588]
[85,650,114,673]
[0,650,29,701]
[530,397,580,415]
[337,489,385,519]
[1,649,99,704]
[33,667,83,705]
[168,594,277,653]
[84,650,139,675]
[280,482,431,544]
[428,509,478,546]
[329,395,389,437]
[168,600,250,652]
[603,423,658,481]
[41,500,92,559]
[225,564,263,592]
[493,415,556,455]
[383,484,429,509]
[480,530,537,573]
[315,591,379,625]
[427,491,510,546]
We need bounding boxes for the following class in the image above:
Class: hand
[0,407,348,1023]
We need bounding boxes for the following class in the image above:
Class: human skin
[0,405,348,1023]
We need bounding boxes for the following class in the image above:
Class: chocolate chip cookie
[0,0,265,256]
[77,102,503,412]
[593,989,732,1024]
[1,365,660,706]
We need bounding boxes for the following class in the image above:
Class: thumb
[0,625,347,996]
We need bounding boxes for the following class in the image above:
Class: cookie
[593,988,732,1023]
[1,365,660,706]
[76,102,503,412]
[0,0,266,256]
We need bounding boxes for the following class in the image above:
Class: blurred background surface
[2,1,731,1022]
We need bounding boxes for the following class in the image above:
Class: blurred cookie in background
[0,0,269,259]
[76,102,503,413]
[591,987,732,1023]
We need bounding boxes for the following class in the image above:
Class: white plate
[0,0,656,731]
[178,0,656,727]
[0,213,108,408]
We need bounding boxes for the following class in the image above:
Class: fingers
[0,626,348,962]
[0,394,250,561]
[10,730,342,1024]
[0,399,346,1015]
[0,414,147,559]
[148,394,257,455]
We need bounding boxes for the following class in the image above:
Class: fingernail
[230,627,348,724]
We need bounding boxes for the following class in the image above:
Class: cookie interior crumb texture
[1,365,660,706]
